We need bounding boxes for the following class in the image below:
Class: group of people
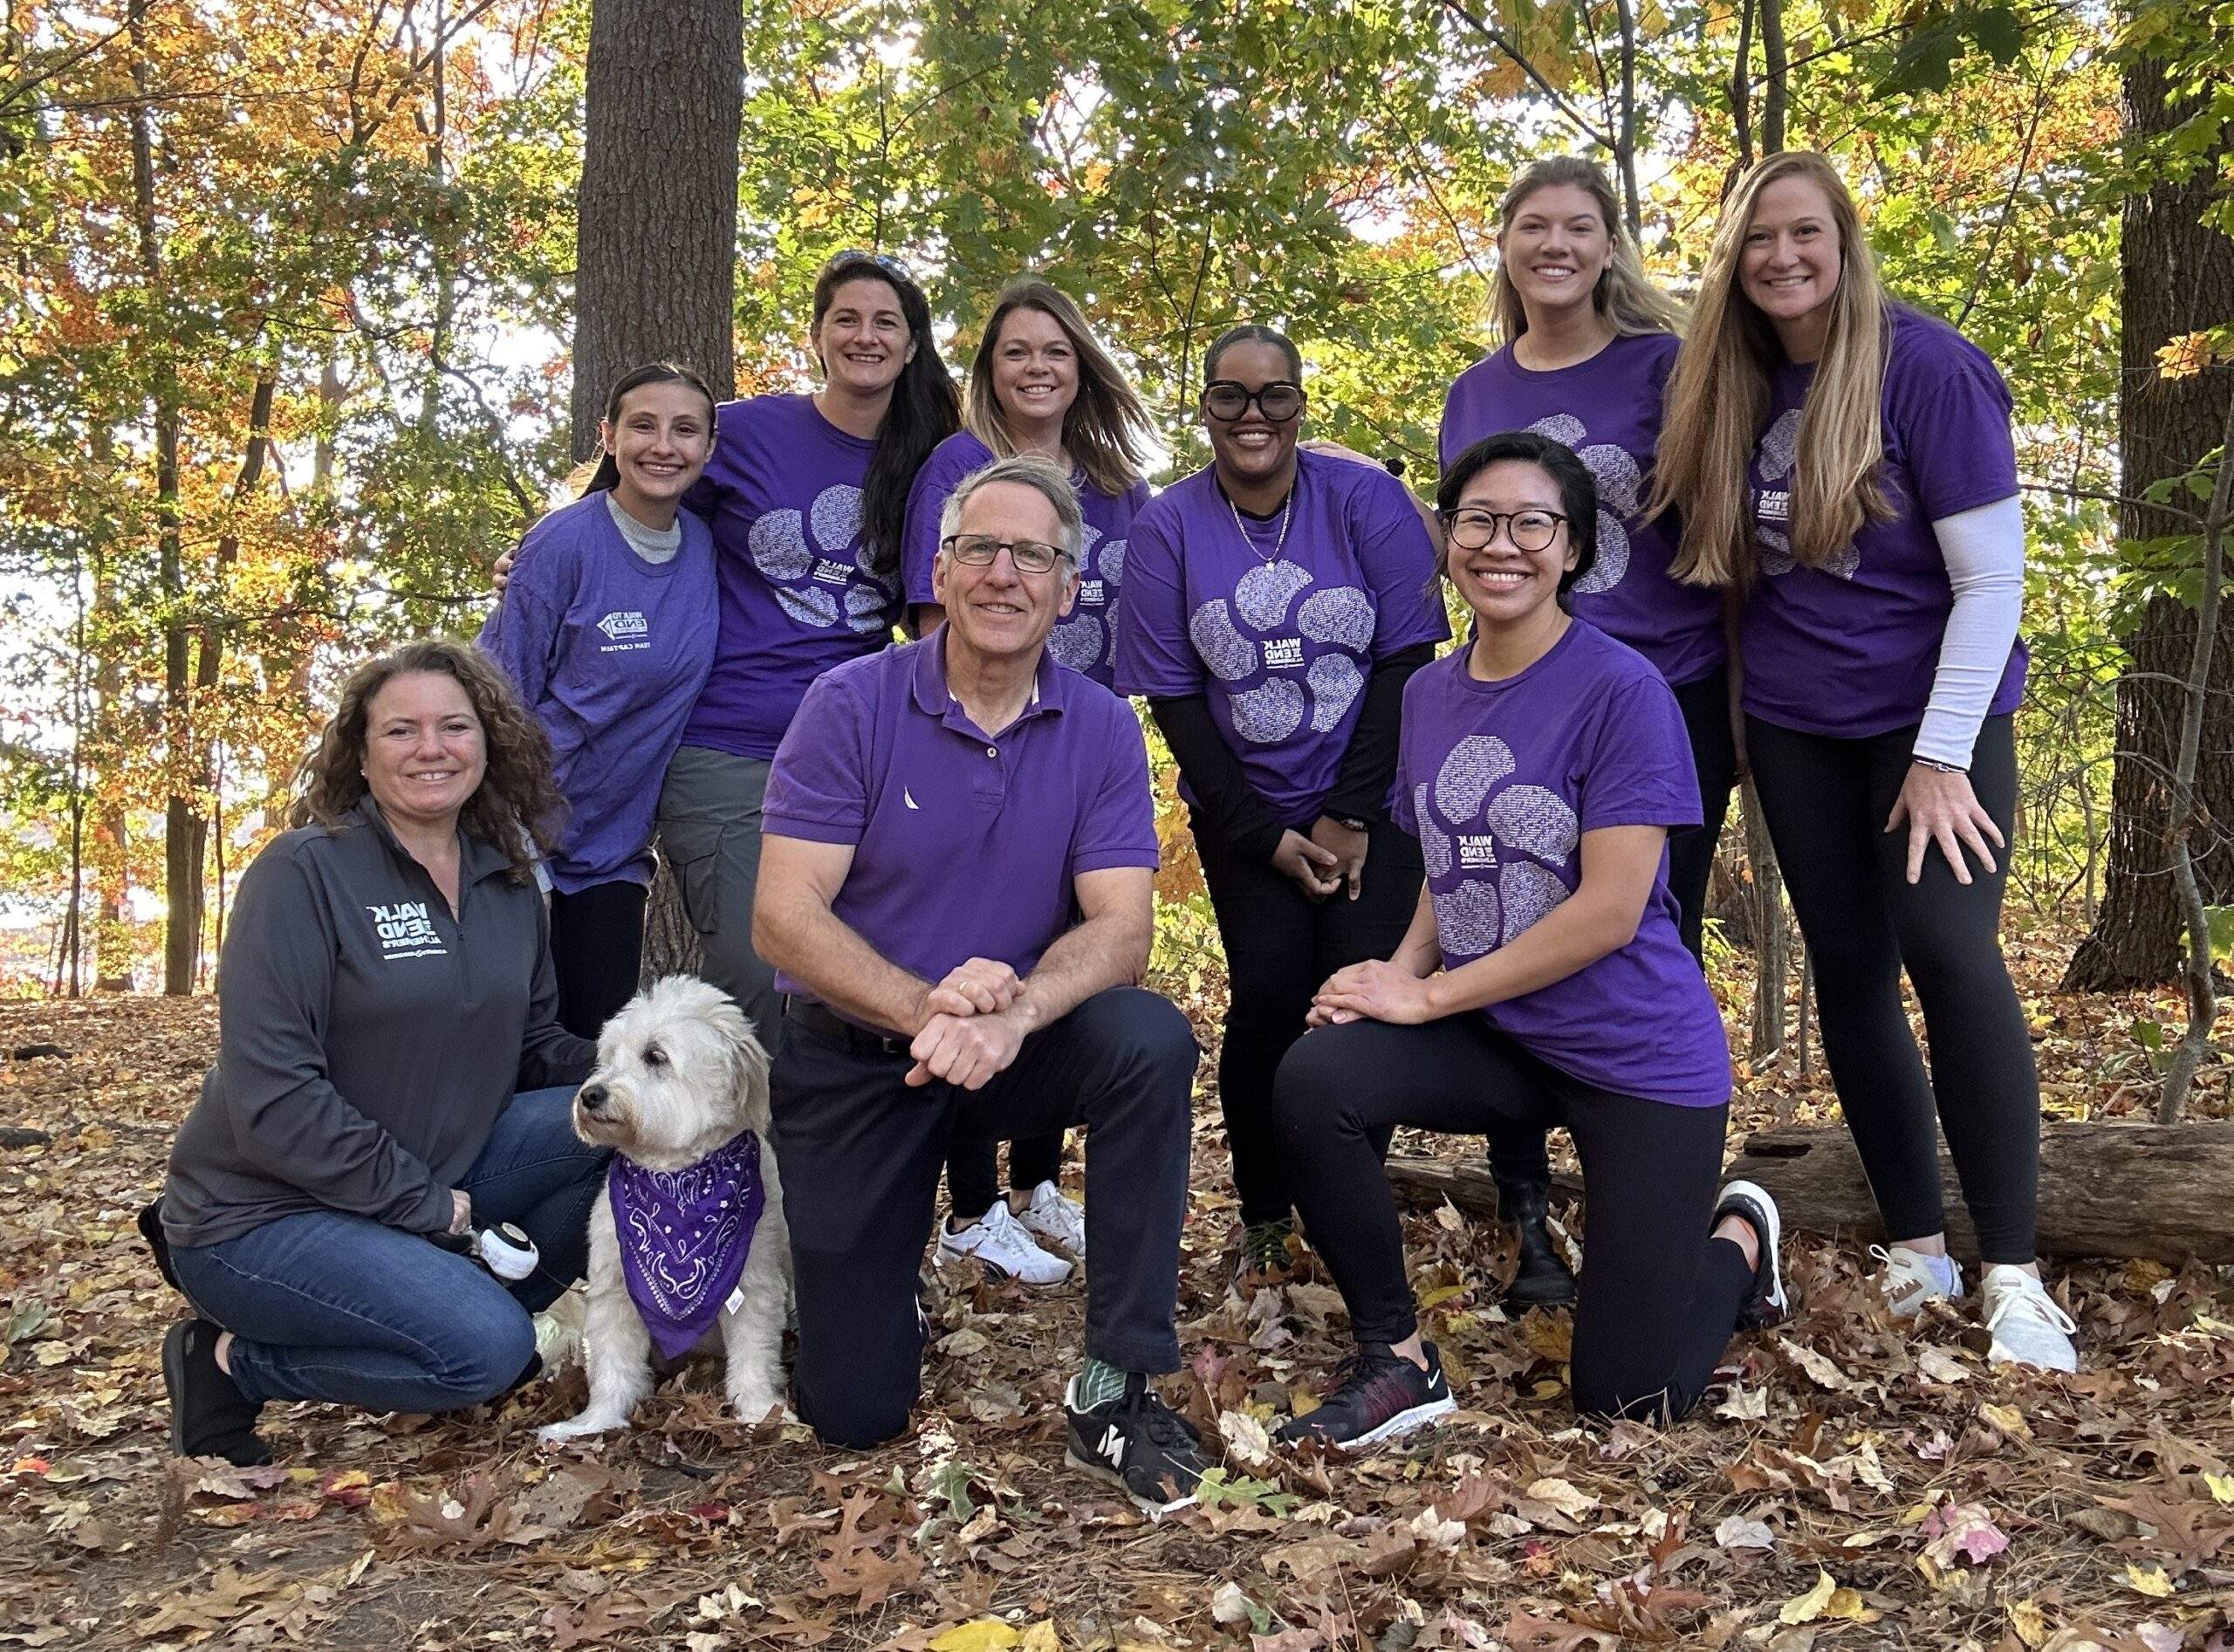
[147,147,2078,1515]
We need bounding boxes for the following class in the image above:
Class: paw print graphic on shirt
[746,483,900,634]
[1188,559,1375,744]
[1754,408,1858,580]
[1527,414,1635,594]
[1414,734,1580,956]
[1048,523,1127,675]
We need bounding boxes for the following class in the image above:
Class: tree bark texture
[572,0,743,983]
[570,0,742,457]
[1387,1122,2234,1263]
[2063,53,2234,989]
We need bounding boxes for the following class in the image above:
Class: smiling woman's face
[1202,339,1303,490]
[360,671,486,833]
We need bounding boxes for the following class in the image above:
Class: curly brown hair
[292,638,565,883]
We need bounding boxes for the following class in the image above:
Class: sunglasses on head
[823,247,915,284]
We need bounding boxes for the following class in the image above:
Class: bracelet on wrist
[1914,756,1968,775]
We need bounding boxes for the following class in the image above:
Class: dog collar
[608,1129,766,1361]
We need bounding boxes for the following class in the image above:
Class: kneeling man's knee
[440,1306,538,1409]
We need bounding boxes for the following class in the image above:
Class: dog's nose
[577,1082,608,1115]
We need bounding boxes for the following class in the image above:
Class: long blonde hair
[1492,155,1687,346]
[1653,151,1891,586]
[963,278,1154,499]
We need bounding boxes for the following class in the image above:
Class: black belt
[785,997,912,1056]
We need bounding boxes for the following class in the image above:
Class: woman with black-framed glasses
[1114,324,1449,1285]
[900,278,1157,1286]
[1267,430,1780,1453]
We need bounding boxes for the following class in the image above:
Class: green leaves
[1875,4,2030,96]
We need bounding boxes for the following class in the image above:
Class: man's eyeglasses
[942,533,1072,575]
[823,247,915,284]
[1203,380,1305,423]
[1440,507,1569,552]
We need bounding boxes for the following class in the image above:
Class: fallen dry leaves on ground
[3,914,2232,1650]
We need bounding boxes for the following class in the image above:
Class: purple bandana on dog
[608,1130,766,1360]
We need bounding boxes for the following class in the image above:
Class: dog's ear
[711,1000,772,1130]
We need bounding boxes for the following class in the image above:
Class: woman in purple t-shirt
[900,279,1157,1285]
[1270,430,1785,1451]
[478,363,719,1037]
[1440,157,1729,962]
[654,254,958,1046]
[1652,152,2075,1374]
[1437,156,1720,1315]
[1114,325,1449,1281]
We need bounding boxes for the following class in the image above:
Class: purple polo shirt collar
[910,624,1066,737]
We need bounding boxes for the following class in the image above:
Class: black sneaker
[1063,1372,1210,1516]
[162,1320,271,1466]
[1232,1218,1295,1289]
[1277,1340,1456,1453]
[1713,1180,1789,1329]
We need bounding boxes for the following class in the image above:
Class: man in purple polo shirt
[753,453,1209,1515]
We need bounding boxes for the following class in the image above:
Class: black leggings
[945,1133,1065,1222]
[1670,665,1741,966]
[548,881,649,1040]
[1274,1016,1753,1422]
[1195,814,1423,1227]
[1746,713,2039,1262]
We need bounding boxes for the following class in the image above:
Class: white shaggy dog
[539,977,791,1441]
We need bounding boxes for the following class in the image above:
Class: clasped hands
[1305,957,1435,1028]
[906,957,1033,1091]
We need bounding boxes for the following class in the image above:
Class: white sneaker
[935,1198,1072,1286]
[1871,1244,1963,1319]
[1017,1180,1086,1258]
[1981,1265,2079,1374]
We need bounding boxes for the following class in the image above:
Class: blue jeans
[169,1086,608,1413]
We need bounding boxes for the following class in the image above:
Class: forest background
[0,0,2230,1061]
[5,6,2234,1648]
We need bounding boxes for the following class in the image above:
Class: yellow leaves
[1021,1623,1059,1652]
[2126,1561,2176,1598]
[1779,1570,1881,1626]
[2204,1472,2234,1505]
[1777,1569,1877,1624]
[928,1621,1025,1652]
[1977,1402,2032,1442]
[2008,1597,2050,1648]
[2156,331,2223,380]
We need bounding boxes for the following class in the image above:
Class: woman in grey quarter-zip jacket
[154,640,606,1467]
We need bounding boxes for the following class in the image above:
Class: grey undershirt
[606,490,682,565]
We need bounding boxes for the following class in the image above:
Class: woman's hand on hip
[1886,761,2004,886]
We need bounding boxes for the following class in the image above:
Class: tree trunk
[1387,1122,2234,1263]
[570,0,742,457]
[125,0,200,997]
[572,0,742,982]
[2062,52,2234,990]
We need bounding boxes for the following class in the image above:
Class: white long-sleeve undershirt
[1914,494,2025,769]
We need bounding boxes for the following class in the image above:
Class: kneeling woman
[1272,432,1785,1450]
[157,641,604,1465]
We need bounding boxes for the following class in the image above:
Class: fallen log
[1386,1121,2234,1265]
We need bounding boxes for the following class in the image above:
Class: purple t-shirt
[762,630,1161,1037]
[1397,621,1732,1107]
[901,430,1153,689]
[476,494,717,893]
[1440,332,1723,688]
[680,394,904,760]
[1743,305,2027,737]
[1113,450,1450,826]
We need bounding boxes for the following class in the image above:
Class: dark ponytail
[812,255,959,580]
[576,360,718,497]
